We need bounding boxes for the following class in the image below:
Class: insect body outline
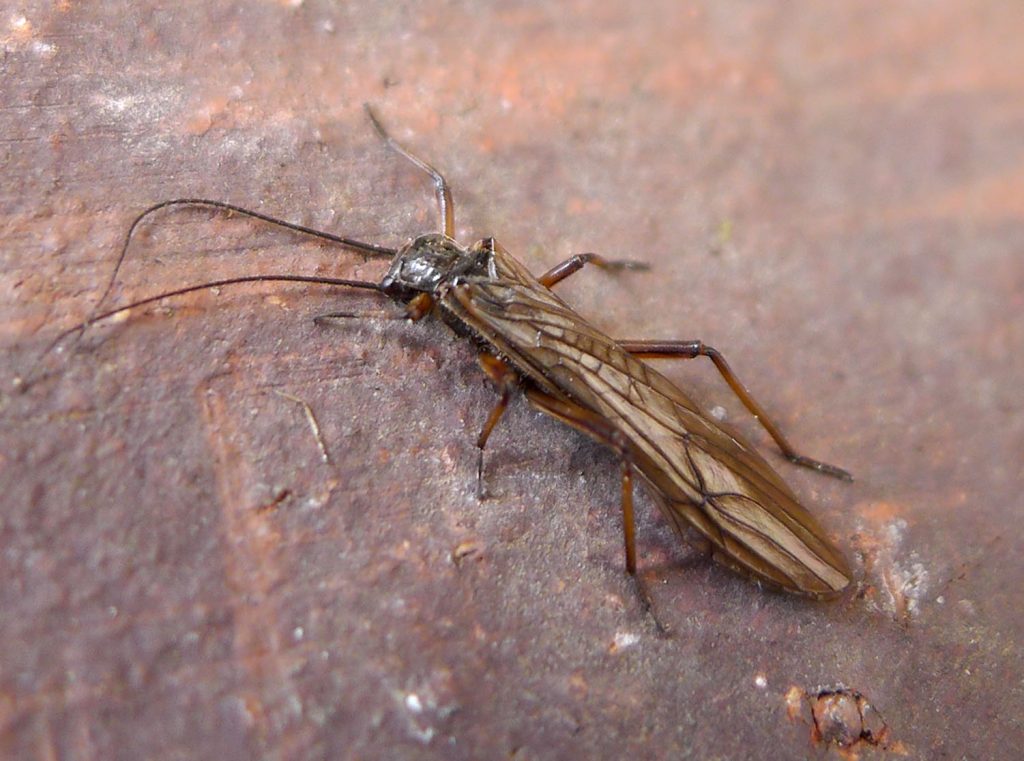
[45,105,853,599]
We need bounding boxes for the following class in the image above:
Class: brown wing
[442,244,850,598]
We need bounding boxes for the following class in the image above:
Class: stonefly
[38,106,853,598]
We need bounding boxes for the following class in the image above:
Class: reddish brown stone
[2,2,1022,759]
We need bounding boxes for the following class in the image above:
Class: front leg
[474,354,519,499]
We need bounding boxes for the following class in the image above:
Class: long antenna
[19,274,383,392]
[23,108,417,391]
[95,197,397,316]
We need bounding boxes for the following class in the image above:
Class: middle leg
[522,384,669,634]
[522,384,639,574]
[475,354,519,499]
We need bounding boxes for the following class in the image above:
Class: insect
[42,105,853,599]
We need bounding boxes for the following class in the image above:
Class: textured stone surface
[2,2,1022,758]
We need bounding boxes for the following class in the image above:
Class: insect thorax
[379,233,491,300]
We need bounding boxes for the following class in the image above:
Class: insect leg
[520,385,639,574]
[620,459,637,575]
[617,339,853,481]
[522,385,670,633]
[313,310,404,325]
[538,253,648,288]
[312,293,435,326]
[404,293,435,321]
[475,354,519,499]
[364,104,455,238]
